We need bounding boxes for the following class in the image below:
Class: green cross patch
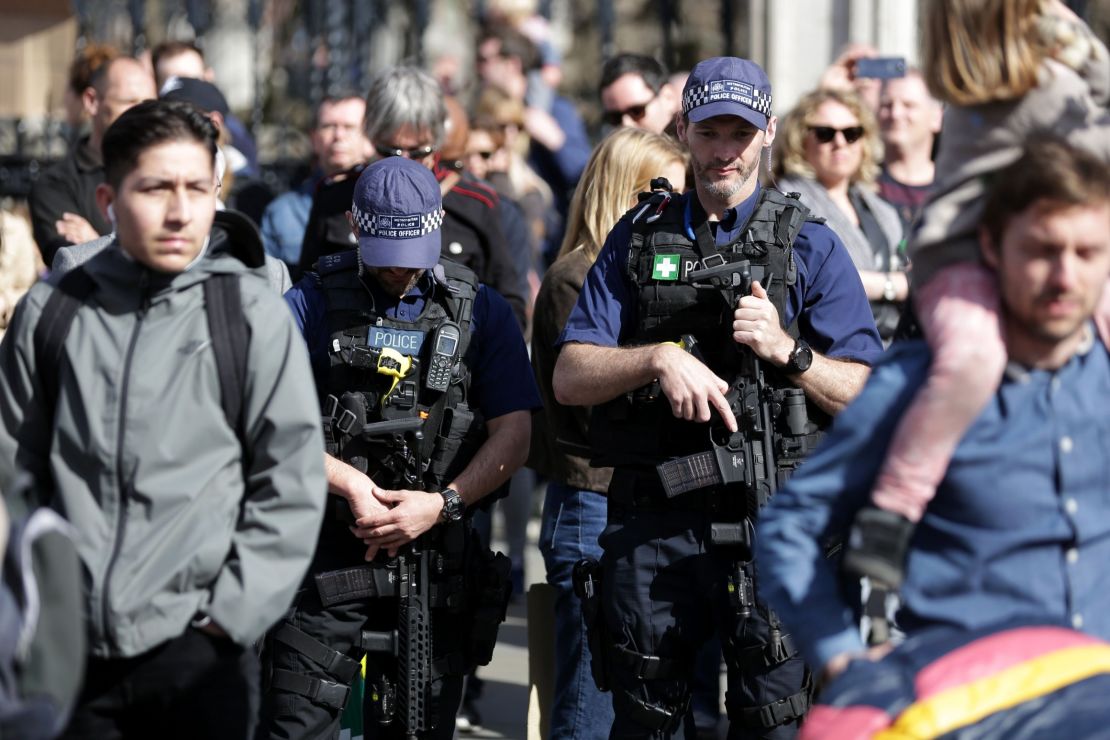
[651,254,681,281]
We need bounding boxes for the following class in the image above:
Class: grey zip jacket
[0,240,326,658]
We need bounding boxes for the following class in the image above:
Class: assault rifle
[350,408,438,737]
[360,540,437,739]
[655,259,818,523]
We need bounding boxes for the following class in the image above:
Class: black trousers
[259,516,472,740]
[600,503,809,740]
[60,628,259,740]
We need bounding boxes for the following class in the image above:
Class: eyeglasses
[374,143,437,160]
[808,125,865,144]
[602,93,657,127]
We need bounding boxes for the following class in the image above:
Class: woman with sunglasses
[772,88,907,341]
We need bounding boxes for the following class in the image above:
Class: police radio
[426,321,461,392]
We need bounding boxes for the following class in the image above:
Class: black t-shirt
[877,168,931,236]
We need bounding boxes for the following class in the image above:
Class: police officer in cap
[552,57,883,738]
[260,156,540,739]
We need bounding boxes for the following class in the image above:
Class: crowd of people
[2,0,1110,738]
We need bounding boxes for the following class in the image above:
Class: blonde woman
[773,88,907,339]
[529,127,686,740]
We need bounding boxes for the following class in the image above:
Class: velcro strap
[657,451,722,497]
[737,632,798,669]
[314,563,396,607]
[740,686,810,728]
[611,643,681,681]
[270,669,351,710]
[273,623,361,683]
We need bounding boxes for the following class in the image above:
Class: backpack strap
[33,269,96,421]
[203,274,250,444]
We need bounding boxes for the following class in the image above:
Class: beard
[367,267,423,297]
[693,154,758,202]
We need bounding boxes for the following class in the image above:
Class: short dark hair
[478,24,539,72]
[102,100,218,189]
[981,137,1110,244]
[599,54,668,96]
[152,40,205,72]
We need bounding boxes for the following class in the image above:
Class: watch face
[441,489,464,522]
[790,341,813,373]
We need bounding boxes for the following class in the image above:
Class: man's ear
[346,210,359,238]
[928,102,944,135]
[979,225,1000,270]
[675,114,688,144]
[208,111,225,136]
[763,116,778,149]
[95,182,115,224]
[659,82,678,110]
[82,86,99,119]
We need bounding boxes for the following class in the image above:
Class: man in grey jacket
[0,100,326,739]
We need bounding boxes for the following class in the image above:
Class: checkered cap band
[682,80,773,117]
[351,203,444,239]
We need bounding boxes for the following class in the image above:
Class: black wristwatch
[438,488,464,524]
[784,338,813,374]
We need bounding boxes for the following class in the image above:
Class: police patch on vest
[651,254,681,281]
[367,327,425,354]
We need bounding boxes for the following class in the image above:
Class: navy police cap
[351,157,444,270]
[682,57,773,130]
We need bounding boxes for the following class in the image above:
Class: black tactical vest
[592,188,827,480]
[316,252,484,491]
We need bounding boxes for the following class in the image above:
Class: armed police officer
[259,156,540,739]
[552,57,883,739]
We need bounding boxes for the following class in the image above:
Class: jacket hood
[79,209,267,298]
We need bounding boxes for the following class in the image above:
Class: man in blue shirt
[259,94,371,269]
[553,57,882,739]
[755,138,1110,693]
[260,156,541,740]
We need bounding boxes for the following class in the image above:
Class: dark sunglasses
[808,125,865,144]
[602,94,657,127]
[374,143,437,160]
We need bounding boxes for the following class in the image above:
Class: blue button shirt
[285,270,541,421]
[558,188,883,364]
[755,333,1110,671]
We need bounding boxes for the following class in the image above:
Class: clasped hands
[344,478,445,561]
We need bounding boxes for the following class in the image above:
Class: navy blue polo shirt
[285,269,541,421]
[558,187,883,365]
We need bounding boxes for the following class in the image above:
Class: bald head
[86,58,157,150]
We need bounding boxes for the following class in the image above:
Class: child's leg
[871,263,1007,522]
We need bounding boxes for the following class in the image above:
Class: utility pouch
[466,548,512,667]
[428,406,479,483]
[572,558,610,692]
